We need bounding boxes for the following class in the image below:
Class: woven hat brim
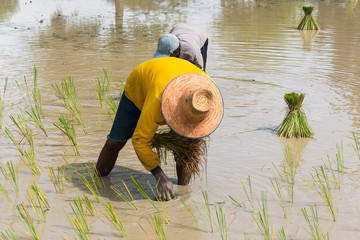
[161,73,224,138]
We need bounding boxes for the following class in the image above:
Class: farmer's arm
[132,98,175,201]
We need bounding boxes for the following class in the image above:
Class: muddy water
[1,0,360,239]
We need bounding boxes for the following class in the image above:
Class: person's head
[153,33,180,59]
[161,74,224,139]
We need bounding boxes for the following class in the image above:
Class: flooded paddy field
[1,0,360,239]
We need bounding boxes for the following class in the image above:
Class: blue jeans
[107,92,141,142]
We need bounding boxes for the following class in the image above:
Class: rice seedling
[61,152,75,182]
[81,194,95,216]
[326,156,341,189]
[66,214,90,240]
[101,202,127,237]
[27,187,47,222]
[301,205,329,240]
[8,114,34,152]
[148,213,166,240]
[352,132,360,161]
[25,107,47,136]
[305,166,336,221]
[244,233,250,240]
[0,182,11,202]
[297,6,320,30]
[0,77,8,130]
[276,92,313,138]
[201,190,213,233]
[16,202,39,240]
[1,225,18,240]
[0,164,8,179]
[7,161,19,192]
[105,95,118,117]
[278,227,287,240]
[270,178,288,218]
[228,195,243,208]
[180,198,201,226]
[16,66,44,119]
[151,129,208,177]
[77,172,101,203]
[253,191,272,240]
[335,141,344,173]
[92,68,111,107]
[52,77,86,133]
[83,163,105,190]
[240,176,255,212]
[215,204,229,240]
[31,183,50,208]
[48,166,65,193]
[53,115,79,155]
[273,146,299,202]
[69,197,89,232]
[326,143,344,189]
[131,176,169,222]
[4,126,25,156]
[21,149,41,176]
[111,181,138,210]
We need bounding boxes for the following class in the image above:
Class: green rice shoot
[0,182,11,202]
[0,77,8,130]
[301,204,329,240]
[111,181,138,210]
[101,202,127,237]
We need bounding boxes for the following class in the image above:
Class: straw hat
[161,73,224,138]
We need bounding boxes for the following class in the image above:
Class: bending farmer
[96,57,223,201]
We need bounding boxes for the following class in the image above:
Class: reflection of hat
[161,74,224,138]
[153,34,179,59]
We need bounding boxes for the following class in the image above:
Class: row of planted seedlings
[226,138,354,240]
[0,66,120,239]
[1,66,359,240]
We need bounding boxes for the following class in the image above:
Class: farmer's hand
[151,166,175,201]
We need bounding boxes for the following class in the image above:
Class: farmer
[96,35,223,201]
[169,23,209,71]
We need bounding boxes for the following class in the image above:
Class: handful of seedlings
[297,6,320,30]
[276,92,314,138]
[151,129,207,177]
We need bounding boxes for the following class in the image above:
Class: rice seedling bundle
[297,6,320,30]
[151,130,207,177]
[276,92,313,138]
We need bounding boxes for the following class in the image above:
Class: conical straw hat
[161,73,224,138]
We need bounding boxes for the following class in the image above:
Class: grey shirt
[170,23,208,70]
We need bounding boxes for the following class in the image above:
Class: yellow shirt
[124,57,210,171]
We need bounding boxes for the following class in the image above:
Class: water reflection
[299,30,319,47]
[0,0,19,22]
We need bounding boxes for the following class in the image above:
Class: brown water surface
[1,0,360,239]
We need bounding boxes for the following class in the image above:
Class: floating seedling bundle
[151,129,207,177]
[297,6,320,30]
[276,92,313,138]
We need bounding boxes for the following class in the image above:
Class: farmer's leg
[96,92,141,176]
[96,139,126,176]
[174,154,192,186]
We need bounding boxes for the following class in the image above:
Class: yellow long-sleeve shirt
[124,57,210,171]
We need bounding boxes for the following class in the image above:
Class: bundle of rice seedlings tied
[297,6,320,30]
[276,92,313,138]
[151,129,207,178]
